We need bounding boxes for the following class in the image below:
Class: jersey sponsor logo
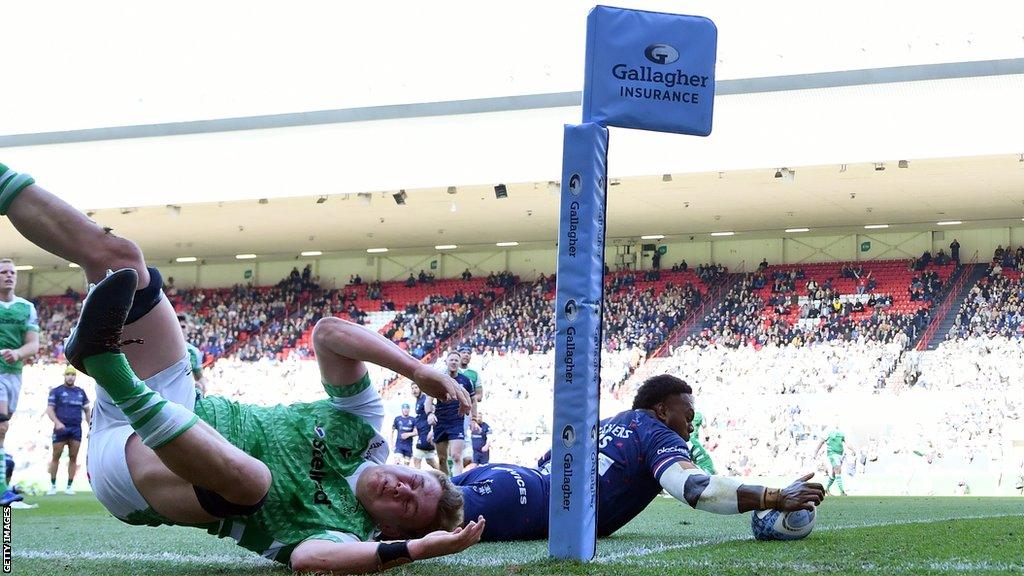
[656,446,687,456]
[309,423,332,507]
[494,467,529,505]
[470,480,493,496]
[363,438,386,461]
[598,422,633,449]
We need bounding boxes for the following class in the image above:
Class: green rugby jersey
[460,368,479,388]
[185,342,203,376]
[826,430,846,455]
[0,297,38,374]
[191,389,388,564]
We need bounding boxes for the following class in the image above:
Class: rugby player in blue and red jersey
[453,375,824,541]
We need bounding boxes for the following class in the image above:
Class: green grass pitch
[9,494,1023,575]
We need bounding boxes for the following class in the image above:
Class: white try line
[616,558,1022,573]
[13,550,274,567]
[11,512,1022,569]
[594,511,1023,564]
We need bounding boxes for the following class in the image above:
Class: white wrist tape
[660,465,742,515]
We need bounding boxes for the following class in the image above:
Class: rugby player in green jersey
[814,428,856,496]
[0,257,39,505]
[0,163,484,572]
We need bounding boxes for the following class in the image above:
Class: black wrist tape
[376,540,411,569]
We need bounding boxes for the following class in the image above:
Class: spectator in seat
[406,273,416,288]
[934,249,949,266]
[462,269,472,281]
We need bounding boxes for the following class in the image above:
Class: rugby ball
[751,507,816,541]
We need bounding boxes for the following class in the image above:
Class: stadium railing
[914,250,980,351]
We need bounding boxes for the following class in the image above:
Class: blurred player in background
[458,346,481,468]
[411,383,439,470]
[177,313,208,400]
[391,403,416,466]
[46,366,92,495]
[470,416,491,467]
[688,410,716,474]
[0,258,39,506]
[815,428,856,496]
[426,351,476,476]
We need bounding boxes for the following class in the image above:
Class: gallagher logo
[564,299,579,323]
[568,173,582,196]
[644,44,679,65]
[561,424,576,448]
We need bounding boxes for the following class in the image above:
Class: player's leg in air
[0,164,271,524]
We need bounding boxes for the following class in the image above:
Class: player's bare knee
[312,316,353,347]
[81,234,148,285]
[0,420,9,441]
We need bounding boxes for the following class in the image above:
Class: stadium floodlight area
[549,6,717,561]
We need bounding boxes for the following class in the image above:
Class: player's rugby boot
[63,268,140,375]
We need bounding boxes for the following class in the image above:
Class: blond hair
[424,469,464,533]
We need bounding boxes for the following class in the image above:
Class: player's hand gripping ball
[751,507,816,541]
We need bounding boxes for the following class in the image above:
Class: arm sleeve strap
[659,464,742,515]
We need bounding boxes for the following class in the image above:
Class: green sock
[84,353,198,449]
[0,163,35,216]
[836,475,845,493]
[825,476,834,493]
[0,448,6,492]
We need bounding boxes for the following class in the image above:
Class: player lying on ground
[453,375,825,541]
[0,163,484,573]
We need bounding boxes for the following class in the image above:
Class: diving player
[425,351,475,476]
[0,162,483,572]
[454,375,824,541]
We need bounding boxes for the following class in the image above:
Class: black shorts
[53,427,83,443]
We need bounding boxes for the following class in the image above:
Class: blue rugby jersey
[47,385,90,428]
[392,415,416,452]
[414,394,434,450]
[433,372,474,429]
[539,409,691,536]
[452,464,550,541]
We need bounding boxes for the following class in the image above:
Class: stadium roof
[1,1,1022,264]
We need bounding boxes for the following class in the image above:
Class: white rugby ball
[750,507,816,541]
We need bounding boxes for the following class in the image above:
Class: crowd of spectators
[946,268,1024,341]
[689,271,930,350]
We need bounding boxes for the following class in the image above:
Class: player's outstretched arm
[290,517,485,574]
[313,317,472,415]
[660,462,824,514]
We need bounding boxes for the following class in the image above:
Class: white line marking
[595,512,1022,563]
[12,512,1021,568]
[14,550,274,566]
